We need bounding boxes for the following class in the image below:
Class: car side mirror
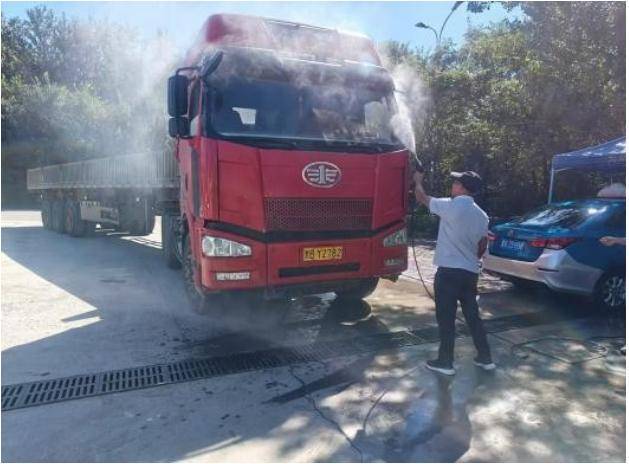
[168,75,189,117]
[168,117,190,138]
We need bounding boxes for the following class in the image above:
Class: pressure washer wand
[408,153,434,300]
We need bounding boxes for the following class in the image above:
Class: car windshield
[513,202,610,229]
[206,57,402,150]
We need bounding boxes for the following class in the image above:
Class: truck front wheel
[161,215,182,269]
[182,235,212,314]
[335,278,379,301]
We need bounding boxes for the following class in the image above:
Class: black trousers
[433,267,491,365]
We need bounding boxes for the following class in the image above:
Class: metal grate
[265,198,372,231]
[1,310,579,411]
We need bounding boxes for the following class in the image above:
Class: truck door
[179,79,202,220]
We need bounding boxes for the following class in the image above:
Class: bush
[409,211,440,239]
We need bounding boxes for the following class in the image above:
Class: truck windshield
[208,77,403,150]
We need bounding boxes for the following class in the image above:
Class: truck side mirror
[168,117,190,138]
[200,51,224,82]
[168,75,189,117]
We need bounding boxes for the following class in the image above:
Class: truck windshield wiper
[224,135,300,150]
[222,135,402,153]
[312,140,398,153]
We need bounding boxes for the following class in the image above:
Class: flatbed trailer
[27,151,178,236]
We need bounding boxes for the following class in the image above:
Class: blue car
[483,198,625,313]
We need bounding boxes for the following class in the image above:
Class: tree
[390,1,625,218]
[2,6,178,205]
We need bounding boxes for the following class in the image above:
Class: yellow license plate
[303,246,343,262]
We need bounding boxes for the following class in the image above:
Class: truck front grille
[265,198,372,232]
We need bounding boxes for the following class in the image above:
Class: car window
[514,203,609,229]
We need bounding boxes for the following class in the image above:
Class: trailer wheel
[128,214,156,236]
[161,215,182,269]
[41,200,52,230]
[51,200,66,233]
[182,234,213,314]
[335,278,379,301]
[65,201,87,237]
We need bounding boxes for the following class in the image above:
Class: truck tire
[41,200,52,230]
[64,201,88,237]
[182,234,213,314]
[127,213,155,236]
[161,215,182,269]
[51,200,66,233]
[594,270,625,317]
[335,278,379,301]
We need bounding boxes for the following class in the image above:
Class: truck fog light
[202,236,251,257]
[216,272,251,281]
[385,258,405,267]
[383,228,407,247]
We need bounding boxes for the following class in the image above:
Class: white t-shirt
[429,195,489,274]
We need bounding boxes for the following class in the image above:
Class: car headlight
[383,228,407,247]
[202,236,252,257]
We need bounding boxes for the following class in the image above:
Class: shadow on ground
[2,217,624,462]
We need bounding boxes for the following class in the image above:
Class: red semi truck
[28,14,411,313]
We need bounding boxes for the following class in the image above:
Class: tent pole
[548,169,555,204]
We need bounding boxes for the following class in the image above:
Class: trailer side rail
[27,153,179,190]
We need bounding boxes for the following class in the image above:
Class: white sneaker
[425,359,456,376]
[474,358,496,371]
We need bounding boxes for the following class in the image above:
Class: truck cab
[165,14,410,312]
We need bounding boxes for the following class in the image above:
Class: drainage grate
[1,310,579,411]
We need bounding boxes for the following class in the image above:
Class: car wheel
[595,271,625,316]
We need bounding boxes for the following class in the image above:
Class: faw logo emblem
[302,162,342,188]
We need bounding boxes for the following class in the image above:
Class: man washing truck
[413,169,495,375]
[28,14,411,313]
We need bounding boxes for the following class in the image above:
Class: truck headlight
[202,236,252,257]
[383,228,407,247]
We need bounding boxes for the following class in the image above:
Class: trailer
[27,151,178,236]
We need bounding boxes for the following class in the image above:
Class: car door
[602,204,626,271]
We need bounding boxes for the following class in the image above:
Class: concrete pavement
[1,210,625,462]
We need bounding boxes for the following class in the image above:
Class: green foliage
[410,211,440,238]
[387,1,625,218]
[1,4,626,214]
[2,6,178,205]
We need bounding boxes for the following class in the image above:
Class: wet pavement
[1,211,626,462]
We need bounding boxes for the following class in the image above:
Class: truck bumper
[198,223,408,293]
